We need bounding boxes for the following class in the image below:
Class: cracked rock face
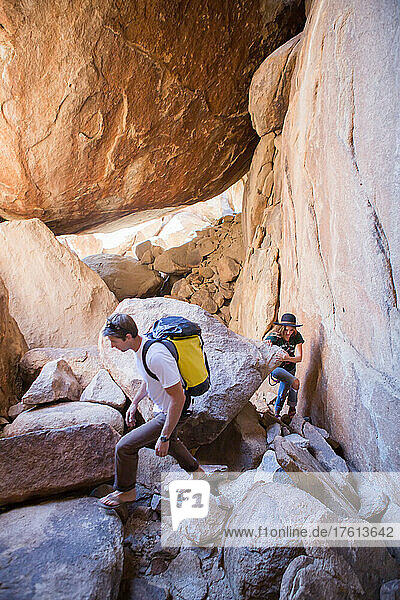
[0,0,304,234]
[279,0,400,471]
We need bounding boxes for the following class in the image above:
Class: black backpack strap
[142,338,179,381]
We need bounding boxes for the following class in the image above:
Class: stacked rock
[135,214,244,326]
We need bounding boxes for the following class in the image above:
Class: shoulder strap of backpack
[142,338,179,381]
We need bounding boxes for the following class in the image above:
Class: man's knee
[292,377,300,391]
[115,435,140,456]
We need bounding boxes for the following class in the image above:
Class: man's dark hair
[103,313,139,339]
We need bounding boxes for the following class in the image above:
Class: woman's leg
[271,367,299,416]
[275,381,290,415]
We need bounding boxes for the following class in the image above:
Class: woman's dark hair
[102,313,138,339]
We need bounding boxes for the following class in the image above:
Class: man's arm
[126,380,147,427]
[155,381,185,457]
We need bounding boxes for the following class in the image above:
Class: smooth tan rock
[219,305,231,321]
[140,249,154,265]
[0,1,304,234]
[249,33,303,137]
[195,238,218,258]
[230,245,279,338]
[278,0,400,471]
[0,219,117,348]
[214,291,225,309]
[3,400,124,436]
[22,359,81,406]
[135,240,153,261]
[153,252,189,275]
[242,132,276,249]
[80,369,126,411]
[0,277,27,416]
[58,233,103,259]
[83,254,163,301]
[0,424,120,506]
[198,265,215,279]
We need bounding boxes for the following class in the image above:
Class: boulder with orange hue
[0,0,304,234]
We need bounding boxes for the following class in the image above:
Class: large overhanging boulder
[99,297,283,447]
[0,0,304,234]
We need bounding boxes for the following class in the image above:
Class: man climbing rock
[99,313,204,509]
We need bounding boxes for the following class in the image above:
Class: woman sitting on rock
[263,313,304,418]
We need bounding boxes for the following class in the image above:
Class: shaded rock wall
[0,0,304,234]
[0,277,27,416]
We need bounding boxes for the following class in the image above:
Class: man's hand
[125,404,137,427]
[155,438,170,457]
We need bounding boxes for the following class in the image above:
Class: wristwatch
[160,434,170,442]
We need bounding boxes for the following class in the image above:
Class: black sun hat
[273,313,302,327]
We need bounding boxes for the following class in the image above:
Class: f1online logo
[169,480,210,530]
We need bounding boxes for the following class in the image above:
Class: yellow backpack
[142,317,210,413]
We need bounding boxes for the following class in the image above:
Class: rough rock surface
[22,359,81,405]
[306,546,400,600]
[274,436,360,518]
[279,554,364,600]
[0,1,305,233]
[166,214,244,326]
[83,254,163,300]
[223,481,335,599]
[2,401,124,437]
[0,219,117,348]
[152,550,207,600]
[0,423,120,505]
[136,447,185,494]
[100,297,283,448]
[0,277,27,416]
[277,0,400,470]
[19,346,102,390]
[0,497,124,600]
[80,369,126,410]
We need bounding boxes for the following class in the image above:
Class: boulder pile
[133,214,244,327]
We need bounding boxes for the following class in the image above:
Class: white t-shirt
[135,337,182,413]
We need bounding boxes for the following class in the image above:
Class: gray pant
[113,412,199,492]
